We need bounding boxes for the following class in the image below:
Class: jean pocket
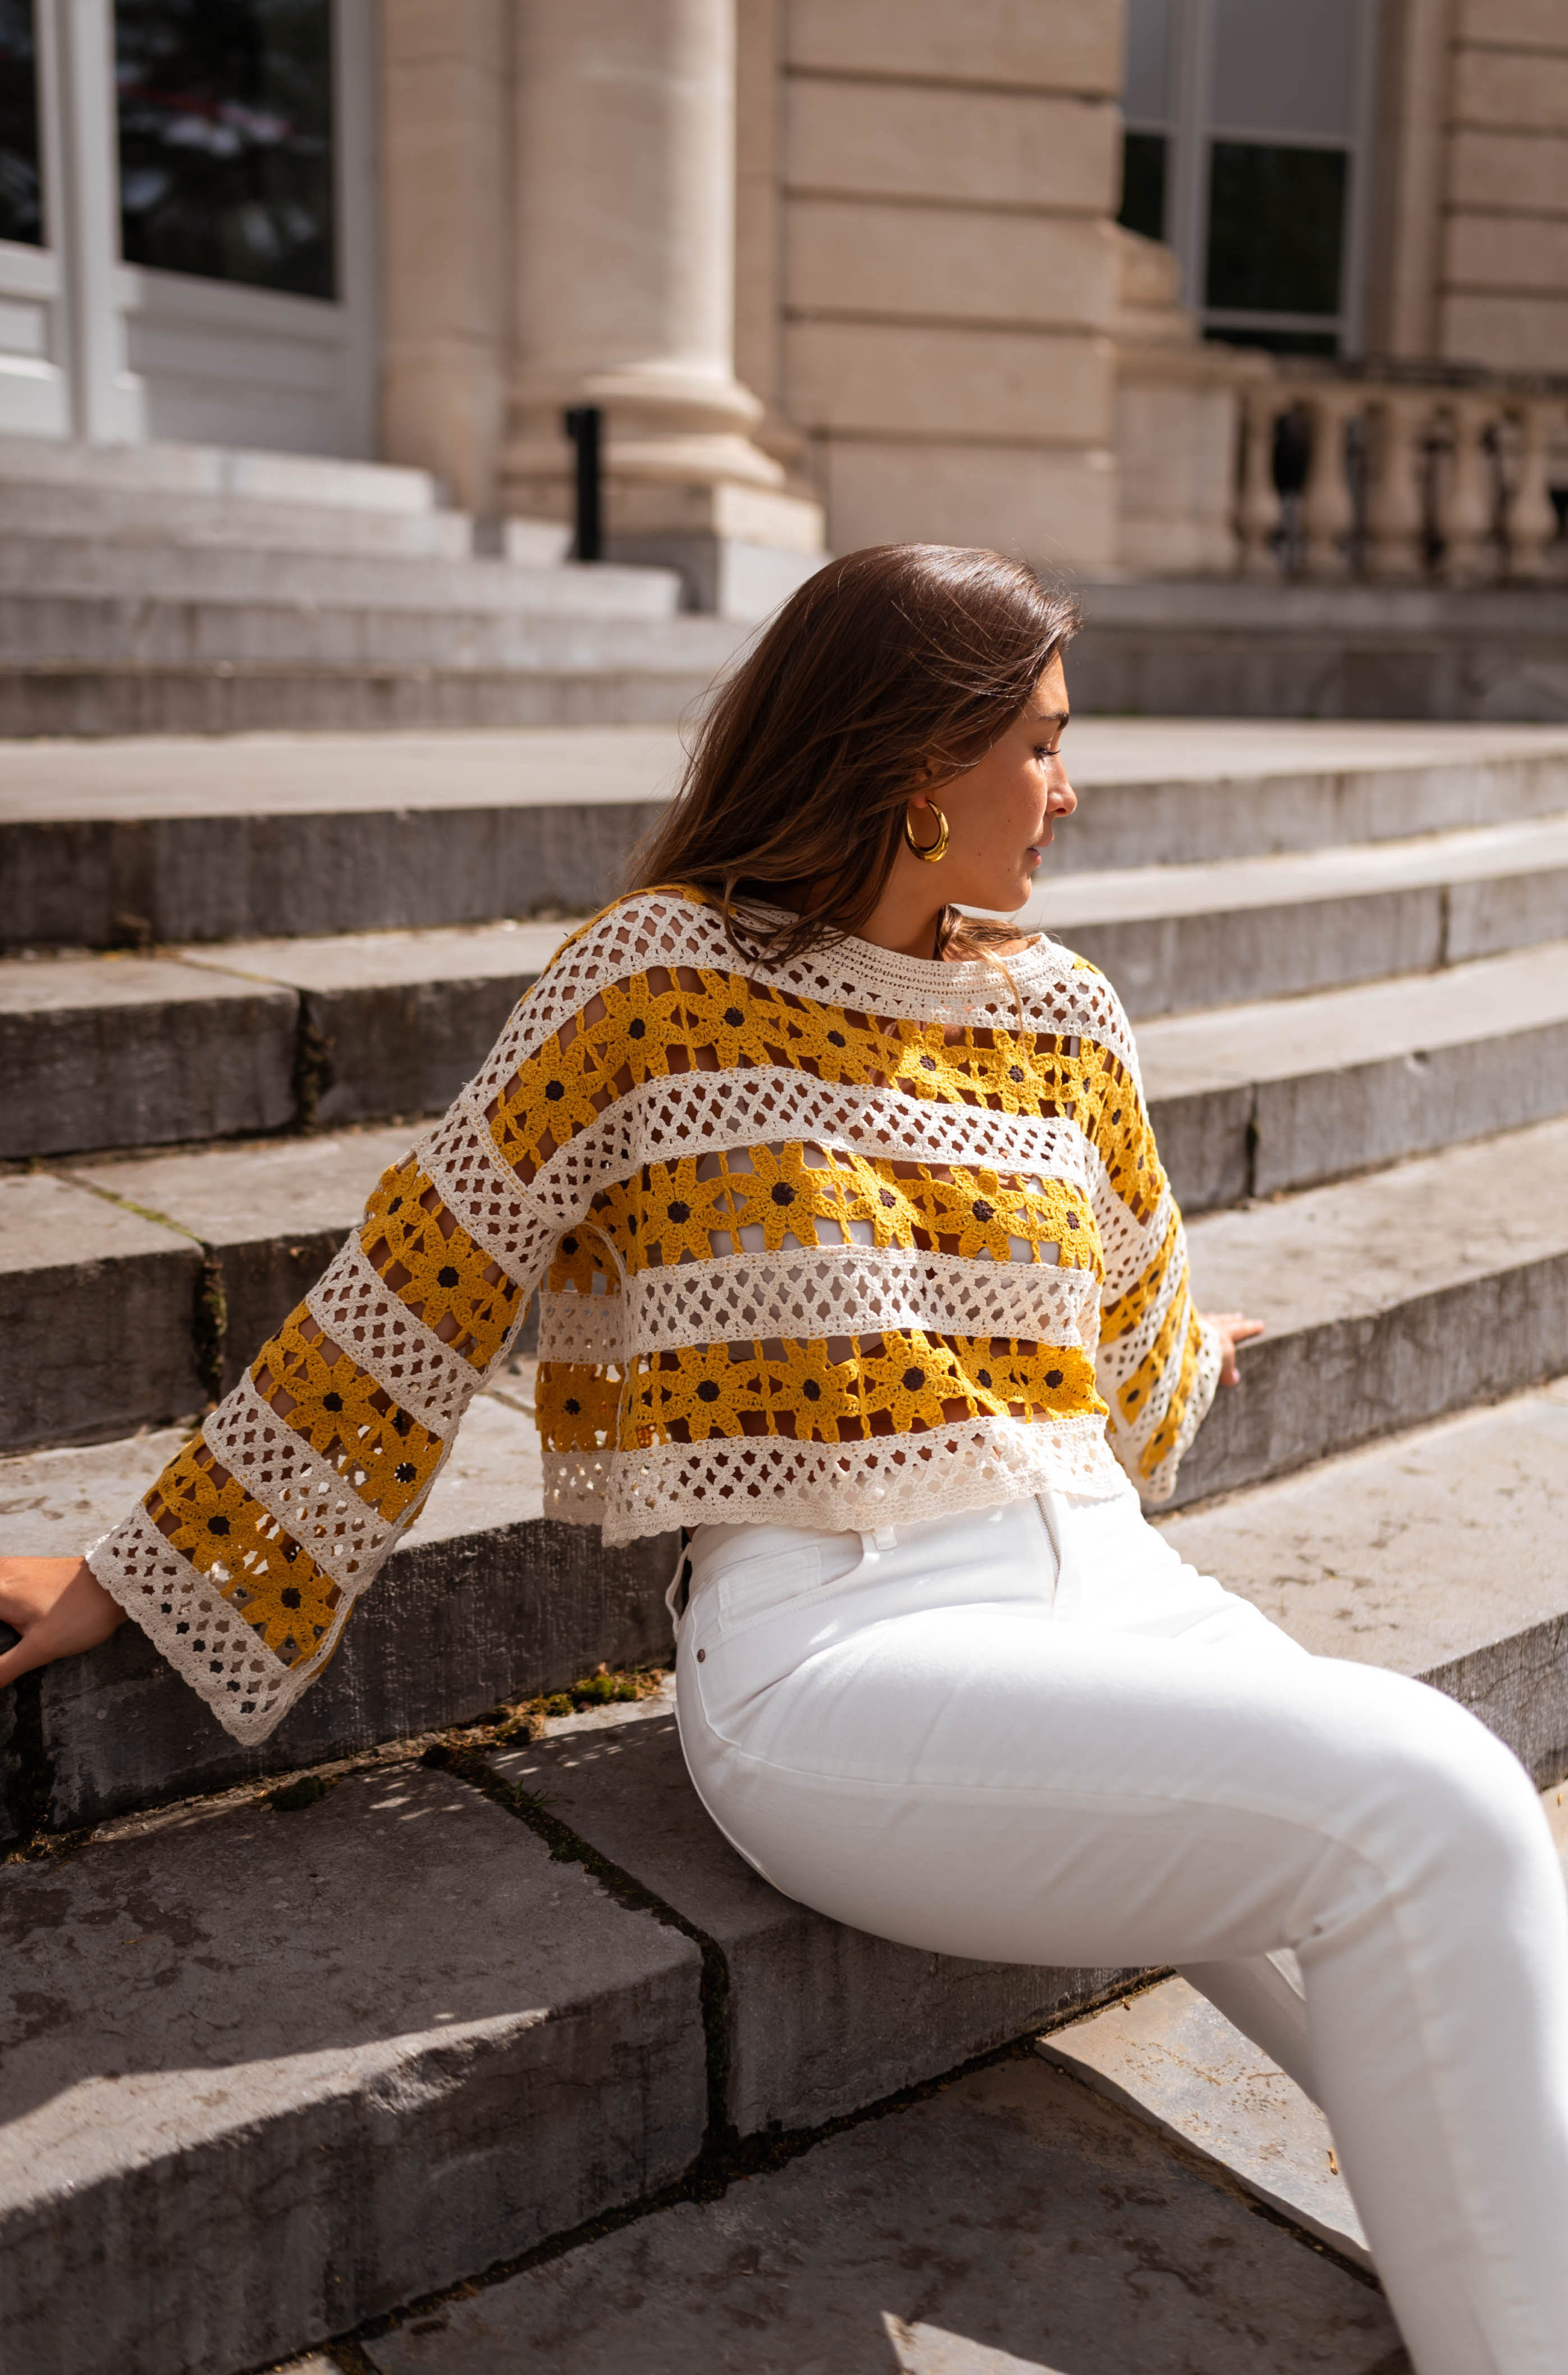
[714,1545,826,1639]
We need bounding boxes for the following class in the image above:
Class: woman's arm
[28,916,642,1743]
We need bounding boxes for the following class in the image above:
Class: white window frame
[1126,0,1383,357]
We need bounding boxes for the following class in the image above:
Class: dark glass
[1203,324,1341,356]
[115,0,335,298]
[0,1,41,248]
[1204,140,1347,318]
[1118,130,1168,243]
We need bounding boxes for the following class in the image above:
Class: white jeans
[674,1488,1568,2375]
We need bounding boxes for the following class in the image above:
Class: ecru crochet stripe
[88,887,1217,1743]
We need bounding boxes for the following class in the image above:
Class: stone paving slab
[0,1387,674,1837]
[491,1716,1122,2139]
[0,1761,706,2375]
[4,721,1566,949]
[364,2054,1405,2375]
[1176,1114,1568,1508]
[1038,1979,1367,2267]
[1160,1378,1568,1783]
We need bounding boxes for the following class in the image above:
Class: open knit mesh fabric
[88,888,1219,1744]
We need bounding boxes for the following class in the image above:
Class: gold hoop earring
[903,801,949,863]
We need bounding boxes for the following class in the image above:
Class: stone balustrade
[1237,364,1568,586]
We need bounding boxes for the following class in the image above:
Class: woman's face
[911,654,1076,917]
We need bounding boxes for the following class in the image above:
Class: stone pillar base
[606,481,825,619]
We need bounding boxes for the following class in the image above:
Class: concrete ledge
[493,1716,1123,2139]
[0,1764,707,2375]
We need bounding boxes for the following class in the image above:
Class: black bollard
[563,404,603,563]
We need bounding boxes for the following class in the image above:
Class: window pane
[1210,0,1359,140]
[1123,0,1174,126]
[1205,141,1347,316]
[115,0,335,299]
[0,0,41,248]
[1118,131,1168,244]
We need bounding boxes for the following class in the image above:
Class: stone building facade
[0,0,1564,597]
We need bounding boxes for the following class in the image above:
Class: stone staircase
[0,435,743,735]
[3,713,1568,2372]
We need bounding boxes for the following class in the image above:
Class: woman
[2,546,1565,2373]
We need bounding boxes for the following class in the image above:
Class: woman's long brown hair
[625,542,1081,963]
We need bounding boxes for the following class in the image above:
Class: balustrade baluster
[1504,399,1560,582]
[1236,390,1284,579]
[1364,393,1429,581]
[1300,390,1358,580]
[1438,396,1501,585]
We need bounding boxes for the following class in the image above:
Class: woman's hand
[1204,1311,1265,1387]
[0,1557,126,1689]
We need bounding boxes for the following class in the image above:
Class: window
[0,0,41,248]
[1119,0,1378,356]
[114,0,336,299]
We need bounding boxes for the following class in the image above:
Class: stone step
[359,2047,1405,2375]
[5,719,1567,949]
[0,535,683,618]
[0,592,740,675]
[0,431,501,562]
[10,922,1568,1178]
[3,1391,1565,2371]
[1176,1118,1568,1509]
[0,1757,710,2375]
[1071,570,1568,724]
[4,1108,1567,1476]
[0,922,567,1159]
[0,1376,671,1838]
[4,1333,1567,1854]
[1139,938,1568,1209]
[1032,810,1568,1017]
[0,655,735,738]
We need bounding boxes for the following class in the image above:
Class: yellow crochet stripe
[145,1435,342,1668]
[360,1154,522,1372]
[258,1305,446,1524]
[484,966,1104,1190]
[1139,1309,1208,1482]
[538,1332,1103,1454]
[571,1149,1098,1276]
[1100,1206,1184,1345]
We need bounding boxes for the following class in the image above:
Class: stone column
[502,0,823,616]
[380,0,514,519]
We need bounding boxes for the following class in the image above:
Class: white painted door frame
[0,0,378,453]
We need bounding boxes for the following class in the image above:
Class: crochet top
[88,887,1220,1745]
